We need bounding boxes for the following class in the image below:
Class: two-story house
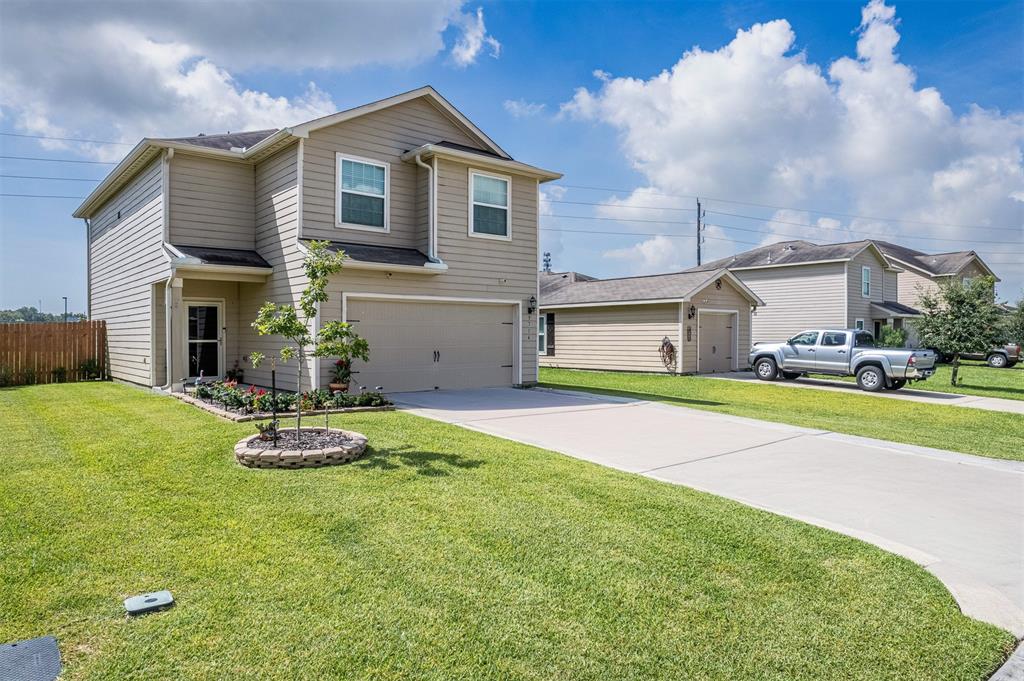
[696,240,908,343]
[73,87,561,393]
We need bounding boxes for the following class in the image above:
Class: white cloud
[564,0,1024,296]
[605,235,689,273]
[0,1,498,161]
[503,99,546,118]
[451,7,502,67]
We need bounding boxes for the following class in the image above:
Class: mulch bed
[247,430,356,450]
[172,392,393,422]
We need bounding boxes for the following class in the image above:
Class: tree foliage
[249,241,370,431]
[877,326,907,348]
[913,276,1001,385]
[1001,299,1024,345]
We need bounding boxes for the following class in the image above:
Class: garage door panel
[348,299,515,393]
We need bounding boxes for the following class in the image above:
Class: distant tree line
[0,307,87,323]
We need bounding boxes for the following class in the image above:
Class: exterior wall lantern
[687,305,696,319]
[527,296,537,315]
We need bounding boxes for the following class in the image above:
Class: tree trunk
[950,354,960,386]
[296,347,303,434]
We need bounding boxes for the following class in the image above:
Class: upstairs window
[861,266,871,298]
[470,170,510,240]
[337,155,388,231]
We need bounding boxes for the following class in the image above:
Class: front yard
[540,368,1024,462]
[809,360,1024,402]
[0,383,1014,679]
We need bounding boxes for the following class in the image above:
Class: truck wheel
[856,365,885,392]
[885,379,907,390]
[987,354,1008,368]
[781,371,801,380]
[754,358,778,381]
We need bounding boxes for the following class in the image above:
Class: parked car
[958,343,1020,368]
[750,329,937,392]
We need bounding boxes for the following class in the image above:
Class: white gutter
[158,272,175,391]
[83,218,92,319]
[412,153,440,262]
[400,144,562,182]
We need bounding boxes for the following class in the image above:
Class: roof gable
[540,268,764,308]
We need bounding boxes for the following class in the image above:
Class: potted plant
[329,359,351,392]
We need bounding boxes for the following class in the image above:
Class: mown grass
[0,383,1014,680]
[540,368,1024,462]
[809,360,1024,402]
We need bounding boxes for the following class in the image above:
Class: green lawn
[540,368,1024,462]
[808,360,1024,402]
[0,383,1014,680]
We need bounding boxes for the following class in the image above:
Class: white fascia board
[400,144,562,182]
[342,260,447,275]
[727,257,852,272]
[540,298,688,310]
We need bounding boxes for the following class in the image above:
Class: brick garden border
[172,391,393,422]
[234,427,369,469]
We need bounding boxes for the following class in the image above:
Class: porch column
[169,277,186,392]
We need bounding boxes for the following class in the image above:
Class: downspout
[82,218,92,319]
[413,153,441,264]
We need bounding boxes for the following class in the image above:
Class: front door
[187,303,223,379]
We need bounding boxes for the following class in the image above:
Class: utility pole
[696,198,705,266]
[62,296,68,323]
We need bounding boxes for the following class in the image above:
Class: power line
[0,155,116,165]
[547,213,695,226]
[0,174,102,182]
[548,199,695,213]
[0,131,132,146]
[552,182,1022,232]
[541,226,759,246]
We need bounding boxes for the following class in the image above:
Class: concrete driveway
[709,371,1024,415]
[393,387,1024,636]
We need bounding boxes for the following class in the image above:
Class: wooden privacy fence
[0,321,107,386]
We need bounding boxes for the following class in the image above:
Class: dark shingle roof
[872,241,979,276]
[161,129,278,151]
[433,140,507,159]
[871,301,921,316]
[694,240,876,271]
[320,241,431,267]
[541,269,729,306]
[173,245,271,268]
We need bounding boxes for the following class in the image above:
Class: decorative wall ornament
[715,278,722,290]
[686,326,692,342]
[659,336,677,372]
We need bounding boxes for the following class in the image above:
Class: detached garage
[538,268,764,375]
[344,296,520,393]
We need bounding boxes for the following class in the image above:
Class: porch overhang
[315,240,448,275]
[871,301,921,318]
[167,244,273,282]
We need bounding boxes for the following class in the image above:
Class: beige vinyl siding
[235,143,311,389]
[301,97,480,248]
[956,260,989,282]
[540,304,678,373]
[88,157,169,386]
[168,153,255,249]
[318,155,539,387]
[883,270,898,301]
[846,248,888,325]
[680,278,752,373]
[896,268,939,309]
[735,263,846,343]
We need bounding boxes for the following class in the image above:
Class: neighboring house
[73,86,561,393]
[872,241,999,308]
[538,269,764,374]
[694,240,907,343]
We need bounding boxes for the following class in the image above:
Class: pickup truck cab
[749,329,937,392]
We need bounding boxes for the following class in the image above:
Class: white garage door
[346,299,516,393]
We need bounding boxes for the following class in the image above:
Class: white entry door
[186,302,223,379]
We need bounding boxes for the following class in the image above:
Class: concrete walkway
[709,371,1024,415]
[393,387,1024,637]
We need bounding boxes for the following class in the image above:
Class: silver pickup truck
[749,329,937,392]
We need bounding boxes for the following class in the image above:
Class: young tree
[249,241,369,435]
[1001,298,1024,345]
[913,275,1002,386]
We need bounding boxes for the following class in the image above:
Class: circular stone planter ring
[234,427,369,469]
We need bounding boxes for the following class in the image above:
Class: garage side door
[347,299,515,393]
[699,313,734,373]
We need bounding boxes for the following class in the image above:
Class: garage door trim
[342,292,522,385]
[696,308,739,373]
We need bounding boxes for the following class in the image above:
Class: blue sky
[1,0,1021,314]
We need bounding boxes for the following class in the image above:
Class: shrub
[0,366,12,387]
[79,358,101,380]
[21,367,37,385]
[194,383,214,400]
[52,367,68,383]
[877,326,907,348]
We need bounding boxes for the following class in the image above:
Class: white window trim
[855,318,865,331]
[538,314,547,355]
[861,265,871,298]
[468,168,512,241]
[336,153,390,233]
